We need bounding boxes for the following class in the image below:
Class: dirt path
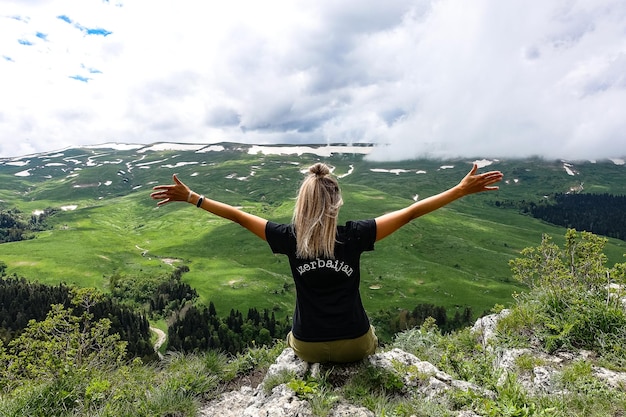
[150,326,166,359]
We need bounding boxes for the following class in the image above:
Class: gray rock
[593,365,626,389]
[328,403,375,417]
[201,348,374,417]
[532,366,560,394]
[368,348,494,400]
[493,346,626,395]
[245,384,312,417]
[495,348,532,372]
[471,309,510,347]
[200,384,312,417]
[457,411,484,417]
[263,348,309,383]
[199,386,257,417]
[200,341,626,417]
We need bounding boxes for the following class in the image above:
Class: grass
[3,183,626,417]
[3,327,623,417]
[3,254,626,417]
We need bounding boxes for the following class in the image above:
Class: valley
[1,142,625,321]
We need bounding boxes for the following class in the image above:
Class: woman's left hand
[150,174,192,206]
[457,164,503,196]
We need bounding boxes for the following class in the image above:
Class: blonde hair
[292,163,343,259]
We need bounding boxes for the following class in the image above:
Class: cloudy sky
[1,0,625,160]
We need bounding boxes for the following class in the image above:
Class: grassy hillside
[1,143,625,319]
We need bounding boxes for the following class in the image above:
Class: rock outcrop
[199,348,373,417]
[200,311,626,416]
[200,347,499,416]
[475,309,626,395]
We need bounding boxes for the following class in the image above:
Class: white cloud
[0,0,624,160]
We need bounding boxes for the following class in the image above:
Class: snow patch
[161,161,199,168]
[248,145,372,157]
[135,159,168,167]
[610,158,625,165]
[61,205,77,211]
[226,173,250,181]
[440,165,454,169]
[563,163,576,176]
[83,143,144,151]
[7,160,30,167]
[14,169,31,177]
[370,168,411,175]
[473,159,495,168]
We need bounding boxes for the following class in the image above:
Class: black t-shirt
[265,219,376,342]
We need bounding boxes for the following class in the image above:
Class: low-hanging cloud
[0,0,624,160]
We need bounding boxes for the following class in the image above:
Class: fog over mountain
[1,0,625,160]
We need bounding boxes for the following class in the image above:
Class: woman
[151,162,503,363]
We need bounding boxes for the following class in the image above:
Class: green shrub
[508,229,626,367]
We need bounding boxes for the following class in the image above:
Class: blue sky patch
[18,39,33,46]
[56,15,112,37]
[81,64,102,74]
[3,56,14,62]
[84,27,113,37]
[69,75,90,83]
[57,15,73,24]
[8,15,28,22]
[36,32,48,41]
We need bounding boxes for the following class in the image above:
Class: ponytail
[292,163,343,259]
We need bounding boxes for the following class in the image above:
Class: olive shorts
[287,325,378,363]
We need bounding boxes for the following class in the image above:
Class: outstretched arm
[374,164,503,241]
[150,174,268,240]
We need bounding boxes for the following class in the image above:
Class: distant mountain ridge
[2,140,625,163]
[1,141,375,162]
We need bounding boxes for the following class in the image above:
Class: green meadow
[1,144,625,319]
